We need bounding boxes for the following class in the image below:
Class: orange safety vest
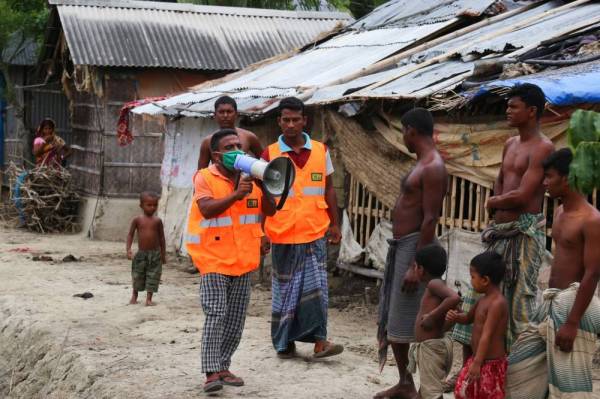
[264,139,330,244]
[185,168,263,276]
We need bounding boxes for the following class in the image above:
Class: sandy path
[0,225,401,398]
[2,225,598,398]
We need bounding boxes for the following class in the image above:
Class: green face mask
[221,150,245,171]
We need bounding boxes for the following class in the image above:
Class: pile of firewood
[5,163,80,233]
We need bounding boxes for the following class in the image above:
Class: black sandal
[277,342,296,359]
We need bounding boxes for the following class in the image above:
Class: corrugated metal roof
[132,20,452,115]
[349,0,498,30]
[133,0,600,116]
[1,33,38,66]
[51,0,352,70]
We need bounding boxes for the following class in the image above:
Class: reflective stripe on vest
[186,234,201,244]
[186,167,262,276]
[265,139,330,244]
[239,214,261,225]
[303,187,325,196]
[200,216,233,228]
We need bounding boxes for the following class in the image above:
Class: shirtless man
[197,96,263,169]
[506,148,600,398]
[376,108,448,399]
[452,83,555,358]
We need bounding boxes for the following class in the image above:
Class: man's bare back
[392,151,447,239]
[198,128,263,169]
[492,135,554,223]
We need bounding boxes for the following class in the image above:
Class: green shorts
[132,250,162,293]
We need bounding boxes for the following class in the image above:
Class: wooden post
[474,184,482,231]
[450,176,458,228]
[483,187,491,227]
[441,195,448,234]
[458,178,466,228]
[465,181,472,230]
[366,191,373,244]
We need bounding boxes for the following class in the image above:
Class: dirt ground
[1,224,599,398]
[0,225,405,398]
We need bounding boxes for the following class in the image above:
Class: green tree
[179,0,349,13]
[0,0,48,103]
[348,0,386,19]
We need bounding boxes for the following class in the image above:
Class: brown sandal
[314,341,344,358]
[203,372,223,393]
[219,370,244,386]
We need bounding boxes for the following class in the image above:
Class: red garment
[455,356,507,399]
[116,96,165,146]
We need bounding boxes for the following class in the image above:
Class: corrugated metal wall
[2,70,72,176]
[25,82,71,145]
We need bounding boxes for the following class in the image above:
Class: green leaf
[569,142,600,194]
[566,110,600,150]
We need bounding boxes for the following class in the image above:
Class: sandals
[203,373,223,393]
[277,342,297,359]
[313,341,344,358]
[219,370,244,386]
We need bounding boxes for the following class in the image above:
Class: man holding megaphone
[261,97,344,359]
[186,129,276,393]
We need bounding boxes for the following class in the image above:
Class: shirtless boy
[197,96,263,169]
[126,191,166,306]
[447,252,508,399]
[409,244,460,399]
[506,148,600,399]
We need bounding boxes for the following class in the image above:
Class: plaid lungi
[506,283,600,399]
[200,272,251,373]
[452,213,545,350]
[271,237,328,352]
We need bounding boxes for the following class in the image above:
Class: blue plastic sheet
[12,171,29,225]
[472,61,600,106]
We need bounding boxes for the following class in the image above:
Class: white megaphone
[233,154,296,197]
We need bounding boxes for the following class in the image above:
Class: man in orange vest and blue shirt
[262,97,344,359]
[186,129,276,393]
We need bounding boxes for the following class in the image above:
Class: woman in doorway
[32,118,71,167]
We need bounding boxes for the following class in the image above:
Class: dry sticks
[5,163,80,233]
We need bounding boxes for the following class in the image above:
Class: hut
[35,0,351,238]
[131,0,600,286]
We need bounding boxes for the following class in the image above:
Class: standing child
[447,252,508,399]
[408,244,461,399]
[126,191,166,306]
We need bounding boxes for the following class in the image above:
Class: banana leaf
[569,142,600,194]
[567,109,600,149]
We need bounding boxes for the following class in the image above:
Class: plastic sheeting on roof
[52,0,351,70]
[473,61,600,106]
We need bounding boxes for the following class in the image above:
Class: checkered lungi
[200,272,251,373]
